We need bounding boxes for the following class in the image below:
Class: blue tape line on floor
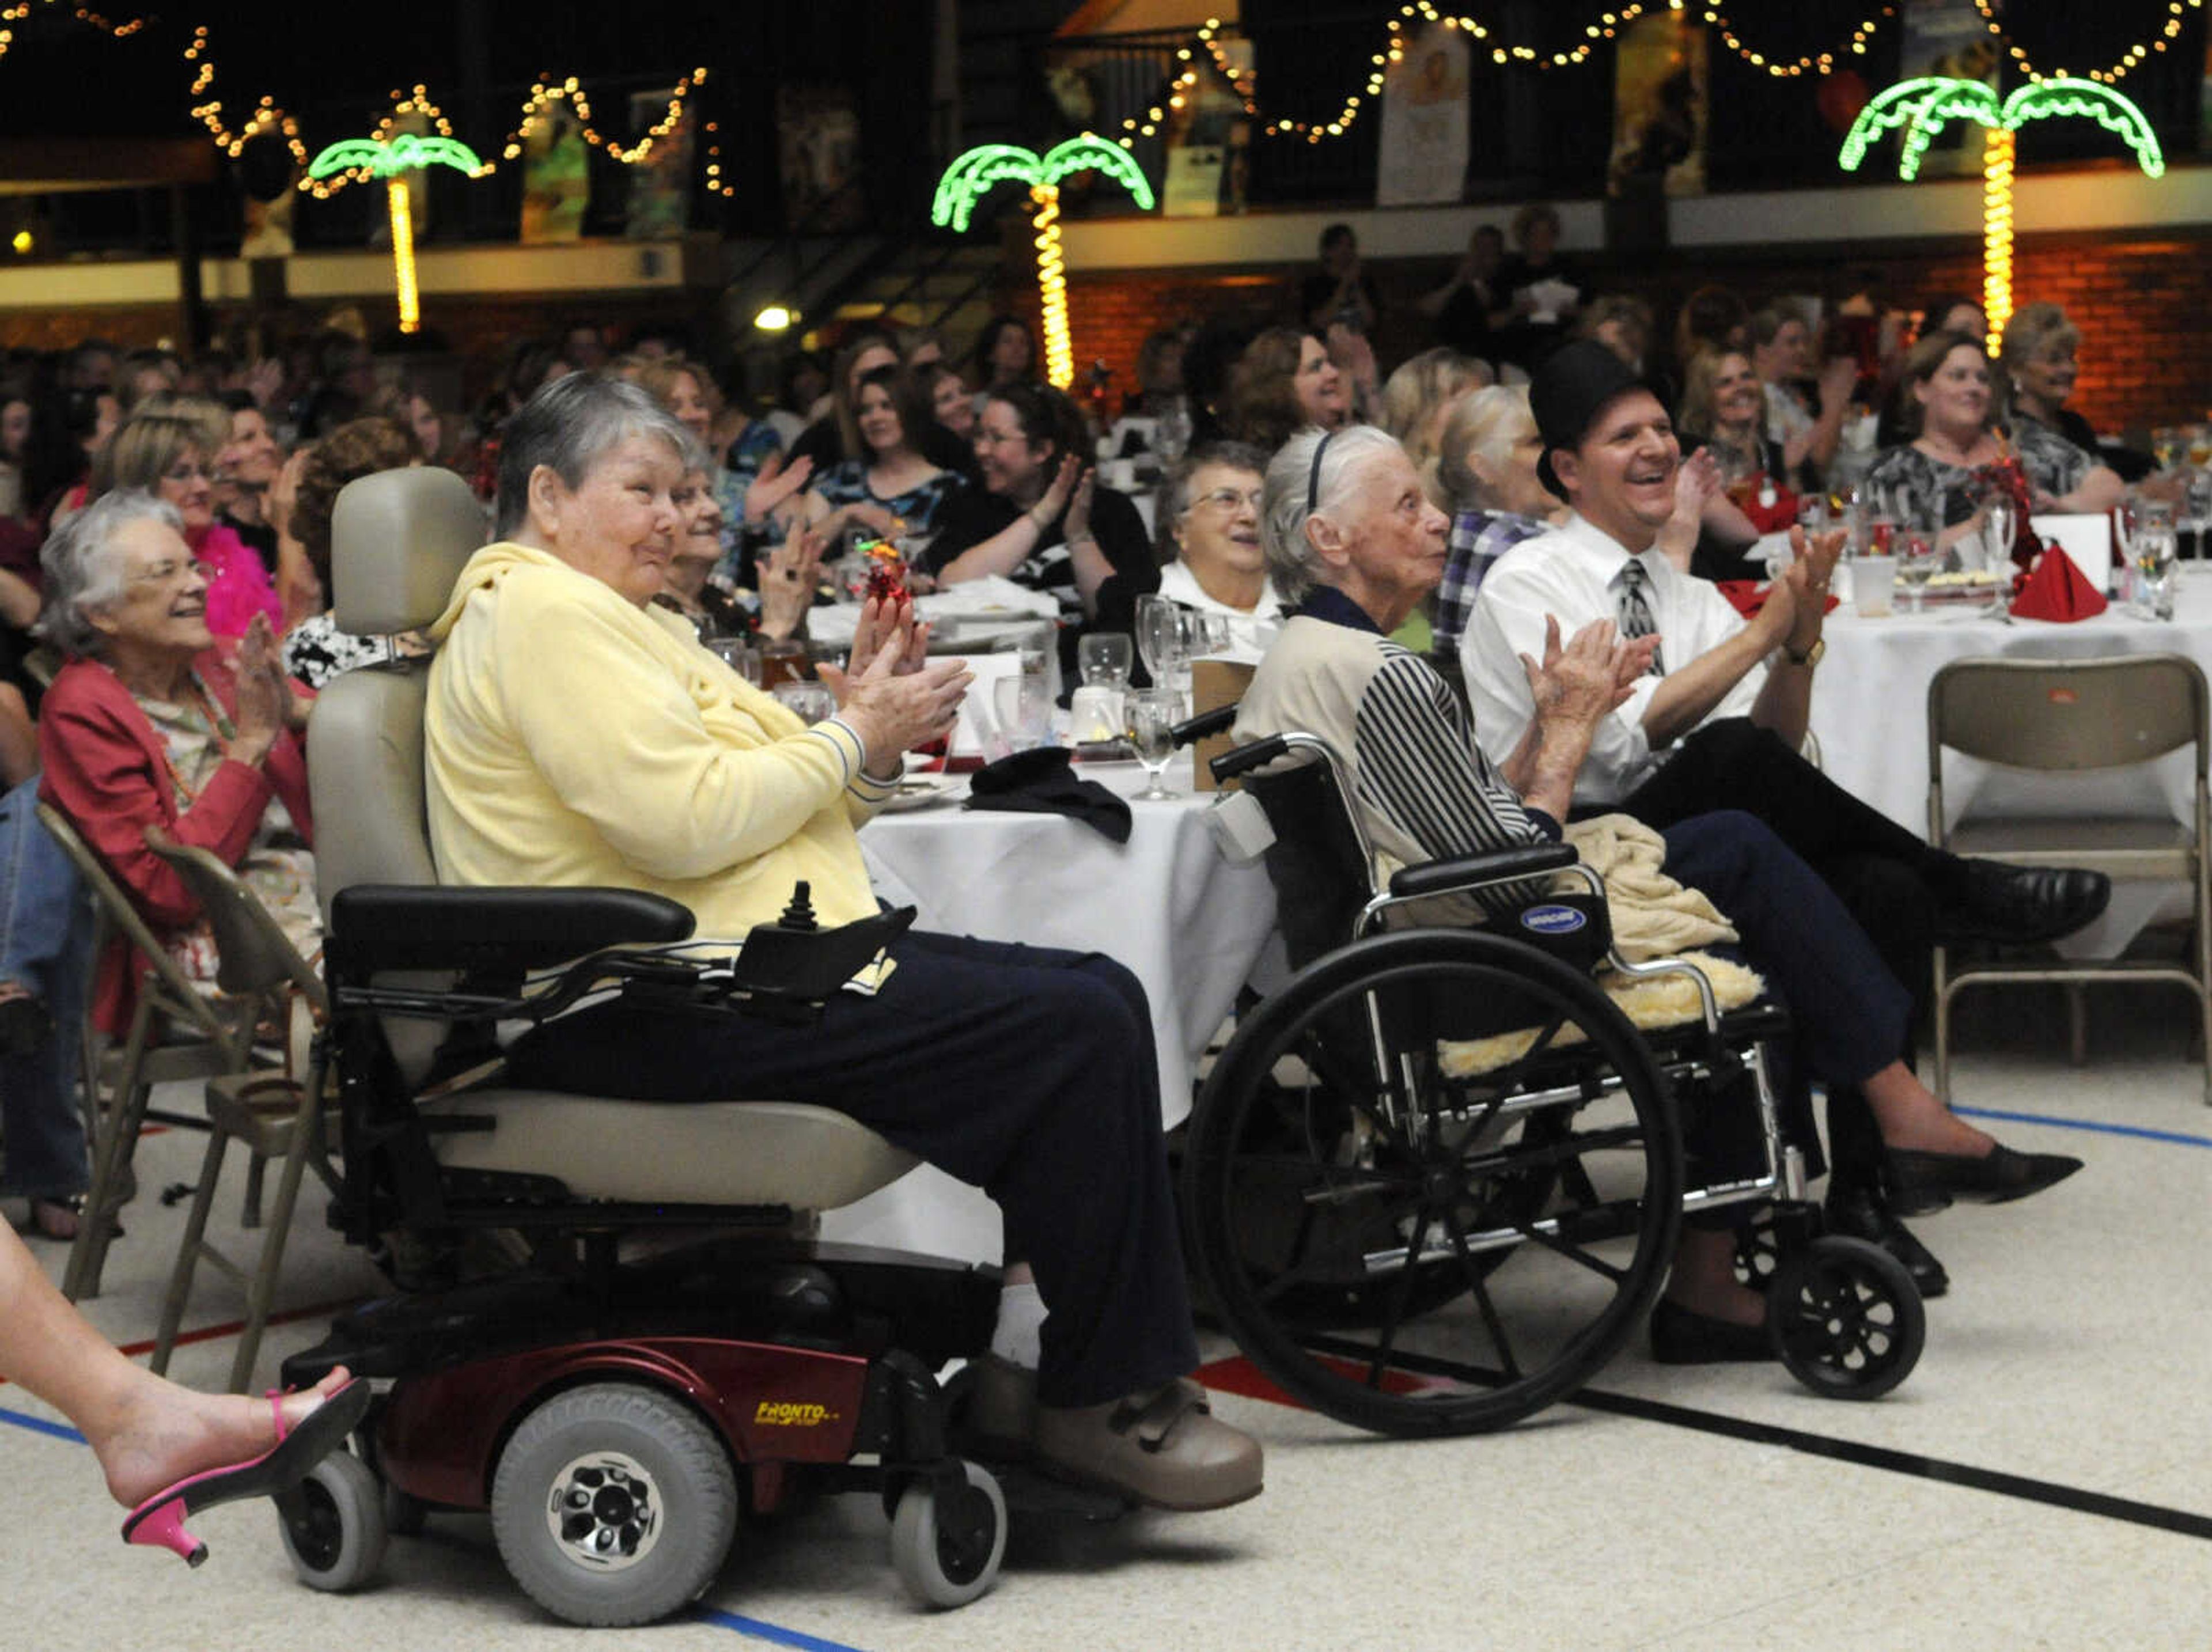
[0,1404,86,1443]
[1954,1104,2212,1149]
[696,1605,872,1651]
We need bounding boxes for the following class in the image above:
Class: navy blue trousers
[503,930,1199,1409]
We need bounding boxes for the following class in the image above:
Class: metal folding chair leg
[63,991,158,1302]
[150,1064,327,1392]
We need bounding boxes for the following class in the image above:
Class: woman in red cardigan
[36,490,314,1039]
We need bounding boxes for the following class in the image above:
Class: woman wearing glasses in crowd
[1152,442,1285,666]
[89,398,281,639]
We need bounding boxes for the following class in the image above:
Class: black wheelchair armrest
[1388,843,1577,901]
[329,885,696,975]
[1173,703,1239,747]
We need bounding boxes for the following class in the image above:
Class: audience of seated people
[0,264,2189,1562]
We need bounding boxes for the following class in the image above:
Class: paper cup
[1853,555,1896,617]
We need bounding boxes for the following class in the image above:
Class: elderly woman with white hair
[424,372,1262,1513]
[1149,441,1286,666]
[1233,425,2078,1362]
[38,490,316,1043]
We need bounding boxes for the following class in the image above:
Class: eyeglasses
[130,559,214,588]
[162,463,213,484]
[1188,487,1263,514]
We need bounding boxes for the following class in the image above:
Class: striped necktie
[1616,559,1665,676]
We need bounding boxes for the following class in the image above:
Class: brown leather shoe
[1033,1380,1263,1512]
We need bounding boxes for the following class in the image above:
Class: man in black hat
[1461,340,2110,1295]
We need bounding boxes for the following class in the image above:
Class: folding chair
[36,803,256,1299]
[142,827,336,1389]
[1927,653,2212,1104]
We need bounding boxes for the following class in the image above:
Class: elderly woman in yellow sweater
[422,373,1260,1515]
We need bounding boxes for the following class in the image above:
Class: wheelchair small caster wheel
[491,1382,739,1628]
[1767,1235,1925,1401]
[278,1450,387,1592]
[1732,1223,1782,1289]
[889,1461,1006,1609]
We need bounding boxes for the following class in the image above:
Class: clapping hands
[1521,615,1643,732]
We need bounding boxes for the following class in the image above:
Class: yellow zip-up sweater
[425,541,894,949]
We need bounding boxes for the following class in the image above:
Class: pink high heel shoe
[120,1376,371,1565]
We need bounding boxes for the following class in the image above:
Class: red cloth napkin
[1740,488,1800,535]
[1715,581,1842,620]
[2008,549,2107,623]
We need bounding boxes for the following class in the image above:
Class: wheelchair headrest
[331,466,487,636]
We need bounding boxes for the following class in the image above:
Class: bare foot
[96,1366,354,1510]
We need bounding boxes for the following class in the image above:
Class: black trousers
[1618,719,1956,1188]
[504,930,1199,1409]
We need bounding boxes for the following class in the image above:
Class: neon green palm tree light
[1839,77,2163,335]
[932,135,1157,388]
[308,133,487,335]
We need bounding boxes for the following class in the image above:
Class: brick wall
[1047,230,2212,433]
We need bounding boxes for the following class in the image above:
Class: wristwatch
[1782,636,1826,668]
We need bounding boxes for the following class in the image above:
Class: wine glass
[1127,688,1183,801]
[1894,534,1940,613]
[1134,593,1184,689]
[1982,498,2016,579]
[1080,631,1134,688]
[1153,395,1192,466]
[772,681,837,723]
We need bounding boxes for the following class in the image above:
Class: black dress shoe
[1824,1181,1949,1298]
[1885,1142,2084,1216]
[1936,863,2111,945]
[1650,1297,1772,1365]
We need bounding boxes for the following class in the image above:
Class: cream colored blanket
[1435,815,1762,1079]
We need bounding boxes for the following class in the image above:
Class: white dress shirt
[1464,511,1765,807]
[1156,558,1287,666]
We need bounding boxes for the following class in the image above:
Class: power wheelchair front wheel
[276,1449,387,1593]
[1184,927,1685,1438]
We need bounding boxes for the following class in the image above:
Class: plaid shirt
[1435,509,1554,664]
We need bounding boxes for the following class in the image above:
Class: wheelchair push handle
[1210,734,1289,784]
[1171,703,1238,747]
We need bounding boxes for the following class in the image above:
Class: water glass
[1895,535,1940,613]
[1982,499,2016,579]
[990,675,1052,756]
[705,636,762,685]
[1080,631,1134,688]
[1127,688,1183,801]
[2133,514,2179,620]
[1154,396,1193,465]
[771,681,837,724]
[1853,554,1896,617]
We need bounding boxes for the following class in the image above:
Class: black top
[1432,280,1498,361]
[1492,254,1584,370]
[221,510,281,578]
[1300,271,1382,334]
[2035,405,2152,484]
[925,484,1160,678]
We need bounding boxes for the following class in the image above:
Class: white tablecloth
[824,753,1280,1259]
[1812,573,2212,835]
[1810,570,2212,957]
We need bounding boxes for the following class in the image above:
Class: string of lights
[1971,0,2204,84]
[0,0,145,62]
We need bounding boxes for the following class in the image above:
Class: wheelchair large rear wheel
[1184,928,1684,1438]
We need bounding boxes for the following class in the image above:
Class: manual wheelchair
[267,469,1105,1627]
[1178,711,1926,1438]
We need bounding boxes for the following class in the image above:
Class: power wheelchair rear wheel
[490,1382,740,1628]
[1185,928,1685,1438]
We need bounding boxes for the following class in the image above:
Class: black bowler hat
[1531,339,1665,500]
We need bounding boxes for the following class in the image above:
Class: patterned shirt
[1863,422,2095,529]
[1435,508,1554,665]
[809,461,966,538]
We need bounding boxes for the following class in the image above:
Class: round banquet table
[820,752,1282,1260]
[1810,569,2212,956]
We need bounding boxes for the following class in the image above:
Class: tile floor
[6,990,2210,1651]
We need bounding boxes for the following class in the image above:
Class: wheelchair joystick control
[777,882,820,932]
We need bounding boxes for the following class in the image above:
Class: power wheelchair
[269,469,1116,1627]
[1177,708,1926,1438]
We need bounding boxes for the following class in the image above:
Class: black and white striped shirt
[1236,590,1556,918]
